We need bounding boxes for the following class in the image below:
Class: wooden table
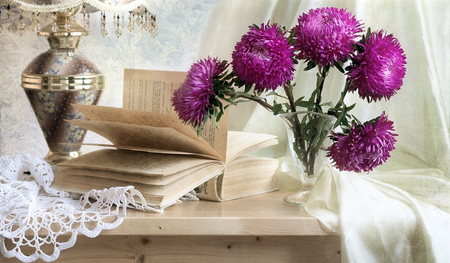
[2,191,340,263]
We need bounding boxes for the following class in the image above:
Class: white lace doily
[0,154,193,263]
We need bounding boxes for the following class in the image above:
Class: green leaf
[346,103,356,111]
[216,110,223,123]
[273,103,283,115]
[244,84,252,93]
[293,96,305,105]
[320,101,333,107]
[334,60,345,74]
[303,61,316,71]
[334,106,348,129]
[295,100,315,109]
[211,115,220,130]
[366,27,372,40]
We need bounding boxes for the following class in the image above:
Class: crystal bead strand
[31,12,35,32]
[101,11,107,37]
[149,14,157,38]
[143,9,149,31]
[114,14,122,38]
[64,9,72,31]
[139,10,145,34]
[18,10,26,35]
[135,6,141,26]
[81,3,88,29]
[35,12,41,33]
[127,11,134,32]
[51,12,59,32]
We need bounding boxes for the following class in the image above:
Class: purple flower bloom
[292,7,363,67]
[348,30,407,101]
[327,112,397,173]
[171,57,228,127]
[231,22,295,92]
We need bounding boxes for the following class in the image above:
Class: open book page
[73,104,205,143]
[122,68,229,161]
[58,149,223,177]
[67,118,221,160]
[59,163,222,186]
[225,131,278,164]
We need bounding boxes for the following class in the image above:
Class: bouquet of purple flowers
[172,7,406,173]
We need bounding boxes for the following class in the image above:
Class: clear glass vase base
[283,190,311,207]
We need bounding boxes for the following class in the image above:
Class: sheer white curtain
[196,1,450,262]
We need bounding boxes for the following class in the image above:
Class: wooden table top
[102,190,336,236]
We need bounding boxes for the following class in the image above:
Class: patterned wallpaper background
[0,0,218,157]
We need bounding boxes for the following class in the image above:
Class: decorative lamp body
[22,12,105,163]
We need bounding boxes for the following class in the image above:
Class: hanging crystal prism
[81,4,88,28]
[149,14,158,38]
[101,12,108,37]
[64,10,72,31]
[18,10,26,35]
[52,12,59,32]
[143,10,149,31]
[35,13,42,33]
[31,12,35,32]
[135,6,141,26]
[115,14,122,38]
[127,11,134,32]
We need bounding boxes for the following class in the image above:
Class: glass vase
[277,111,336,206]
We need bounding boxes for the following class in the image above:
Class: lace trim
[0,154,180,262]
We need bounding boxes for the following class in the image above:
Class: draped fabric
[196,1,450,262]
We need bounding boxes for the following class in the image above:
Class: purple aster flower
[292,7,363,67]
[347,30,407,101]
[172,57,228,127]
[231,22,295,92]
[327,112,397,173]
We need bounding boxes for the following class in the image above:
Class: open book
[122,69,280,202]
[53,104,278,207]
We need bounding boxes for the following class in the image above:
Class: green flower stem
[314,66,329,110]
[333,80,350,110]
[282,84,315,174]
[225,92,274,112]
[290,66,330,176]
[283,84,297,113]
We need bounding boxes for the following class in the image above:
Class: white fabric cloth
[307,161,450,262]
[0,154,177,263]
